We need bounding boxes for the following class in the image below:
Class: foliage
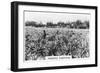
[25,20,89,29]
[25,28,89,60]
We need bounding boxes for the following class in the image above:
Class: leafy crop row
[25,28,89,61]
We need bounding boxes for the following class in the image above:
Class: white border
[18,5,95,68]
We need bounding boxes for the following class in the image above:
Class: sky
[25,11,90,24]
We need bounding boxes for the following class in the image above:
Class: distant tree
[70,22,76,28]
[57,22,65,27]
[76,20,82,25]
[65,22,71,28]
[47,22,54,27]
[84,21,89,29]
[25,21,37,26]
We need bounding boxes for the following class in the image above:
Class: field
[25,27,89,61]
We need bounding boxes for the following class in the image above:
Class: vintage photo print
[12,2,97,70]
[24,11,90,61]
[11,2,97,71]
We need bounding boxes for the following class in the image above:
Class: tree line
[25,20,89,29]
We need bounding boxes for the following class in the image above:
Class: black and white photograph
[11,1,97,71]
[24,11,90,61]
